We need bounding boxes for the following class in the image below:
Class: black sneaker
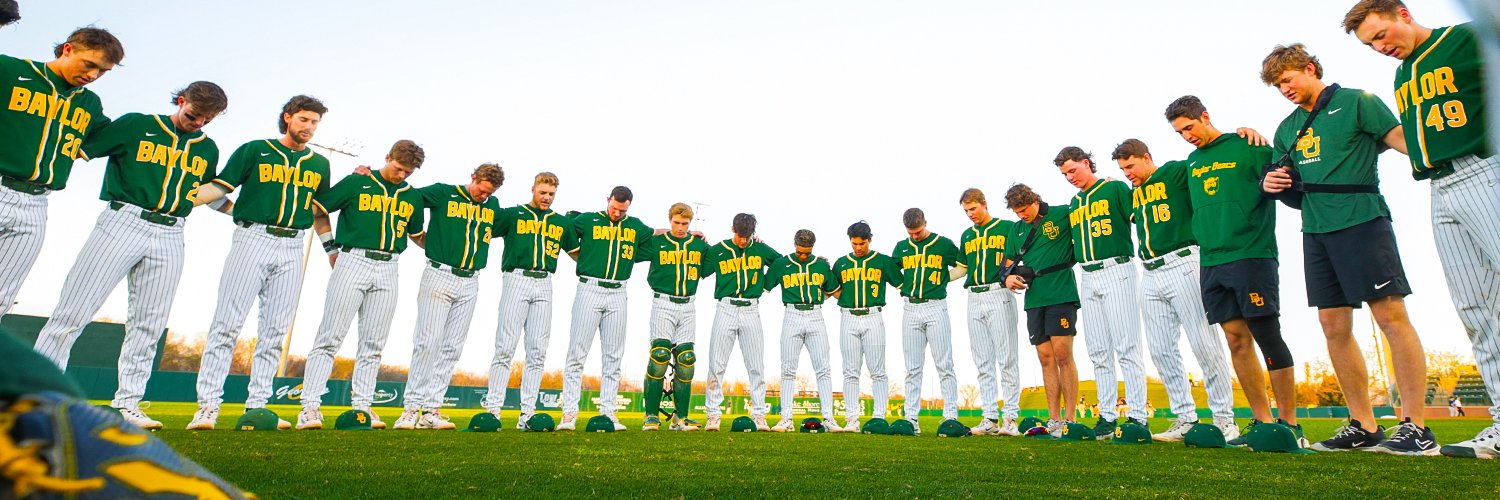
[1373,418,1439,456]
[1310,420,1385,451]
[1125,417,1149,432]
[1227,419,1261,447]
[1092,418,1117,438]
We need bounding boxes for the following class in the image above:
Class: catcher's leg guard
[672,343,696,418]
[645,340,673,415]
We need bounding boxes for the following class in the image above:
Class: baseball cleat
[557,412,578,431]
[642,415,662,431]
[843,418,861,433]
[1215,419,1241,443]
[753,415,771,432]
[1091,418,1116,439]
[969,418,1001,436]
[115,406,162,431]
[1228,420,1261,447]
[1046,419,1064,438]
[1372,419,1440,456]
[186,407,218,430]
[359,409,386,430]
[998,417,1020,436]
[907,418,922,436]
[1440,424,1500,459]
[771,418,796,433]
[1152,418,1198,442]
[296,407,323,430]
[608,415,627,432]
[826,418,850,433]
[276,418,292,430]
[419,410,457,430]
[1125,417,1150,433]
[1278,419,1309,448]
[393,409,420,430]
[671,416,700,432]
[704,415,721,432]
[516,413,533,431]
[1310,420,1384,451]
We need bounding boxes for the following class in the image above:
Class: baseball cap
[1024,424,1057,440]
[730,416,758,432]
[1018,416,1046,434]
[334,409,374,430]
[1243,422,1315,454]
[461,412,501,432]
[1184,423,1227,448]
[235,408,280,431]
[886,419,916,436]
[526,413,556,432]
[1110,422,1152,444]
[860,418,890,435]
[1058,422,1096,441]
[936,419,970,438]
[799,417,824,433]
[585,415,615,433]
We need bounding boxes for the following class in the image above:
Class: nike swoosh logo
[16,76,30,81]
[1327,108,1344,115]
[1189,161,1197,167]
[1375,280,1392,289]
[259,152,271,157]
[144,132,157,137]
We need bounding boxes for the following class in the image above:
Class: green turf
[140,402,1497,498]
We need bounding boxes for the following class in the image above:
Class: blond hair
[1260,43,1322,86]
[1343,0,1405,34]
[959,188,985,205]
[474,163,504,186]
[533,171,559,187]
[669,202,694,220]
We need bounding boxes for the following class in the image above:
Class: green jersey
[570,212,653,281]
[960,217,1014,287]
[1131,160,1197,259]
[1004,202,1078,309]
[637,233,711,296]
[831,251,903,309]
[890,233,960,301]
[211,139,330,230]
[704,239,779,300]
[763,253,837,305]
[1274,87,1400,233]
[1393,23,1490,179]
[1185,133,1276,266]
[81,113,218,217]
[417,183,499,270]
[494,204,578,273]
[316,171,424,254]
[1068,178,1134,262]
[0,54,107,190]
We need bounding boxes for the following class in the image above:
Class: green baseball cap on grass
[1243,422,1315,454]
[1058,422,1096,441]
[1111,422,1151,444]
[461,412,501,432]
[335,410,375,431]
[527,413,557,432]
[887,419,916,436]
[585,415,615,433]
[936,419,970,438]
[730,416,758,432]
[235,408,280,431]
[861,418,889,435]
[1018,416,1046,434]
[799,417,824,433]
[1184,423,1227,448]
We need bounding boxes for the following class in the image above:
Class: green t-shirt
[1185,133,1276,266]
[1274,87,1399,233]
[704,239,779,300]
[637,233,711,296]
[890,233,960,301]
[417,183,500,270]
[1393,23,1490,179]
[81,113,219,217]
[1004,202,1078,309]
[763,253,838,305]
[1131,160,1197,259]
[570,212,652,281]
[960,217,1014,287]
[316,171,424,254]
[0,54,108,190]
[211,139,331,230]
[1068,178,1134,262]
[831,251,903,309]
[494,204,578,273]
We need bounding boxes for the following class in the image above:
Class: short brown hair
[1260,44,1322,86]
[54,26,124,65]
[172,81,228,116]
[534,172,559,187]
[959,188,985,205]
[669,202,694,220]
[474,163,504,186]
[902,208,926,230]
[388,140,425,169]
[1111,139,1151,161]
[609,186,633,203]
[732,213,757,238]
[1343,0,1405,34]
[1054,146,1094,172]
[1165,95,1208,122]
[794,229,816,248]
[1004,183,1040,209]
[279,95,327,134]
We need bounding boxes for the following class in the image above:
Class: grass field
[133,402,1499,498]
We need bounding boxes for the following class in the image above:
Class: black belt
[238,220,299,238]
[789,303,818,311]
[109,201,177,226]
[654,292,691,304]
[726,298,754,307]
[1081,256,1131,272]
[580,276,622,289]
[845,306,880,316]
[1035,263,1072,278]
[1,176,47,195]
[1142,248,1193,271]
[430,261,475,278]
[967,284,997,293]
[339,245,393,262]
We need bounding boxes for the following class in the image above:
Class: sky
[2,0,1482,400]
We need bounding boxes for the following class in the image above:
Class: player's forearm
[409,233,427,249]
[1383,126,1408,155]
[191,183,229,207]
[948,265,968,282]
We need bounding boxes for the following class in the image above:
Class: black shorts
[1304,216,1412,309]
[1026,303,1079,346]
[1200,258,1279,324]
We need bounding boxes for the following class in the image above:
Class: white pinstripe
[778,306,834,420]
[299,250,400,409]
[195,224,307,409]
[1139,247,1235,421]
[405,265,480,411]
[839,308,888,420]
[32,205,187,408]
[1432,154,1500,423]
[967,287,1021,420]
[561,279,629,416]
[482,271,554,414]
[902,298,958,420]
[704,298,768,418]
[0,186,48,317]
[649,294,696,344]
[1079,259,1148,421]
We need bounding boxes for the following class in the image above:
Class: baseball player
[957,189,1023,436]
[829,221,902,432]
[1261,43,1437,454]
[556,186,653,432]
[891,208,963,434]
[392,163,504,431]
[1112,139,1239,442]
[296,140,427,430]
[1055,146,1149,437]
[32,81,228,430]
[1167,95,1303,445]
[636,203,711,431]
[482,172,578,429]
[1345,0,1496,458]
[1001,184,1081,437]
[701,213,780,432]
[187,96,330,431]
[0,27,122,318]
[763,229,841,432]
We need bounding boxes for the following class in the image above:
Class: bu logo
[356,412,368,424]
[1043,221,1060,240]
[1249,292,1265,307]
[1114,427,1123,438]
[1203,177,1219,196]
[1059,317,1070,329]
[1297,129,1321,158]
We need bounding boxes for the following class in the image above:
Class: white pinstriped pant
[704,298,768,418]
[1080,258,1148,421]
[1432,154,1500,424]
[967,287,1021,420]
[33,205,186,408]
[902,298,958,420]
[649,294,695,344]
[404,265,480,411]
[0,185,47,317]
[1139,247,1234,422]
[561,278,629,416]
[779,306,834,420]
[299,250,400,409]
[839,307,888,420]
[195,224,307,409]
[483,271,553,414]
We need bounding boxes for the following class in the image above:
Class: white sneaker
[1440,424,1500,459]
[354,408,386,429]
[1046,419,1063,438]
[771,418,796,433]
[844,418,861,433]
[557,412,578,431]
[827,418,850,433]
[753,415,771,432]
[608,414,626,432]
[116,406,163,430]
[296,407,323,430]
[908,418,922,436]
[419,410,457,430]
[186,407,218,430]
[393,409,420,430]
[998,417,1020,436]
[276,418,292,430]
[516,412,533,430]
[1153,417,1198,442]
[1215,418,1241,443]
[970,418,1000,436]
[704,415,722,432]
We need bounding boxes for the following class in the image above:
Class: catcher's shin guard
[644,340,673,416]
[672,343,696,418]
